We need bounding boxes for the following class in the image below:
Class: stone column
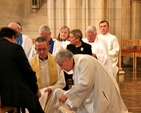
[66,0,77,29]
[47,0,56,38]
[121,0,131,39]
[85,0,89,27]
[81,0,86,33]
[90,0,105,33]
[56,0,65,31]
[54,0,65,37]
[106,0,114,33]
[81,0,89,37]
[131,0,141,39]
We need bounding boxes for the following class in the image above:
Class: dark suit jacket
[67,40,92,55]
[0,38,38,109]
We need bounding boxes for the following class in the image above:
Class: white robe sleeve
[28,44,36,60]
[108,36,120,59]
[65,58,95,108]
[52,40,63,56]
[22,34,33,58]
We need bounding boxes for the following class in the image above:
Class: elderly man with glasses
[29,37,65,112]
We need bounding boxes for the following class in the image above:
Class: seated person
[29,37,66,111]
[8,22,33,58]
[56,25,70,49]
[29,24,63,59]
[45,49,128,113]
[83,25,113,76]
[67,29,92,55]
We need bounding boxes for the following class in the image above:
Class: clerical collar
[89,41,94,43]
[60,39,67,41]
[39,56,48,61]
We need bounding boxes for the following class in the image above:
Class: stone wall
[0,0,47,38]
[0,0,141,40]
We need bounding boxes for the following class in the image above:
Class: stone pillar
[106,0,114,33]
[121,0,131,39]
[56,0,65,30]
[90,0,106,33]
[81,0,86,34]
[47,0,56,38]
[54,0,65,37]
[93,0,106,20]
[66,0,77,29]
[131,0,141,39]
[81,0,89,37]
[100,0,106,20]
[85,0,89,28]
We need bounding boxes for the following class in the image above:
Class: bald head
[8,22,21,33]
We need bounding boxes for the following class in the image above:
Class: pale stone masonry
[0,0,141,40]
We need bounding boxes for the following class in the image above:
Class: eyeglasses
[36,47,47,52]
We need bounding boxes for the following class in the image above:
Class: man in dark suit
[0,27,44,113]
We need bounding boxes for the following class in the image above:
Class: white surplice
[22,34,33,58]
[83,37,113,76]
[59,40,70,49]
[45,55,128,113]
[98,33,120,76]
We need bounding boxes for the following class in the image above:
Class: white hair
[55,49,73,63]
[38,24,51,35]
[86,25,97,34]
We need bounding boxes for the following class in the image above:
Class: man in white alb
[45,49,128,113]
[83,25,113,76]
[29,24,63,59]
[98,20,120,77]
[8,22,33,58]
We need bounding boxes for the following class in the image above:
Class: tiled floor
[120,68,141,113]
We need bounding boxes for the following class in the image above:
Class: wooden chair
[117,38,125,85]
[135,39,141,68]
[121,39,138,69]
[31,38,36,44]
[117,38,122,70]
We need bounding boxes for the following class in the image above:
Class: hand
[36,90,41,98]
[58,94,67,103]
[70,107,77,111]
[44,88,52,94]
[92,53,97,59]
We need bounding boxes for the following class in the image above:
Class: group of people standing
[0,20,128,113]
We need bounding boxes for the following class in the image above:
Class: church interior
[0,0,141,113]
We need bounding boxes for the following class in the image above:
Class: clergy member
[83,25,113,76]
[45,49,128,113]
[29,37,65,111]
[29,24,63,59]
[98,20,120,77]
